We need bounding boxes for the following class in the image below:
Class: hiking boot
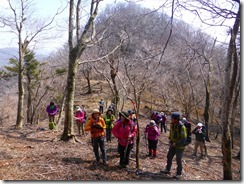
[173,174,182,179]
[160,169,170,174]
[102,161,108,166]
[92,160,99,165]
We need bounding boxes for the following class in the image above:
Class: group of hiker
[46,101,207,179]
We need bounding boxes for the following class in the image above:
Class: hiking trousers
[166,145,184,175]
[161,122,167,133]
[118,143,133,166]
[92,136,107,163]
[148,139,158,150]
[99,106,104,113]
[48,115,55,123]
[194,140,204,156]
[106,128,112,142]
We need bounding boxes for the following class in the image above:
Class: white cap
[150,120,156,126]
[75,106,82,111]
[197,123,203,127]
[182,118,186,121]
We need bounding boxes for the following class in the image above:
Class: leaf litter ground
[0,118,240,181]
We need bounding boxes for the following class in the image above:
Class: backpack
[179,119,192,146]
[151,111,158,121]
[83,110,87,120]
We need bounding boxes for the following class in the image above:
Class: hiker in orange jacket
[85,109,107,166]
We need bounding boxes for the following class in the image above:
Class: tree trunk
[86,72,92,94]
[203,39,216,142]
[82,63,92,94]
[185,68,197,120]
[230,82,240,149]
[230,34,240,150]
[26,75,32,124]
[135,97,140,171]
[221,6,240,180]
[204,87,210,142]
[110,66,119,115]
[61,51,78,141]
[16,44,24,129]
[57,87,67,125]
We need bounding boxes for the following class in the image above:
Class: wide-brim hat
[119,111,130,120]
[107,108,114,113]
[92,109,101,115]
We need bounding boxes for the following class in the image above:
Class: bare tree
[221,6,240,179]
[61,0,101,141]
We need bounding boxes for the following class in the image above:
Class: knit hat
[128,110,134,115]
[171,112,180,119]
[150,120,156,126]
[197,123,203,127]
[92,109,101,115]
[119,111,130,120]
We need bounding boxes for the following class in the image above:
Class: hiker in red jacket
[112,111,137,168]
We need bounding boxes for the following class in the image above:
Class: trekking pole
[124,137,130,161]
[144,134,148,152]
[204,142,208,156]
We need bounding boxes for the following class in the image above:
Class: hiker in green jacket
[103,108,116,142]
[160,112,187,179]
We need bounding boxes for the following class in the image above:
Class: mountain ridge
[0,47,50,67]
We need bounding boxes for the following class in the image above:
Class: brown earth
[0,116,240,181]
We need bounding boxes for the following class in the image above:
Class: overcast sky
[0,0,235,54]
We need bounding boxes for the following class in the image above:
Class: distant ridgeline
[0,47,48,68]
[0,47,18,67]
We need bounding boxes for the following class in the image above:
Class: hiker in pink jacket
[112,111,137,168]
[144,120,160,158]
[74,106,85,135]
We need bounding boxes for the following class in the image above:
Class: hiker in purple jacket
[46,102,59,124]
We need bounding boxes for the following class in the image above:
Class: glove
[92,124,103,130]
[97,125,103,130]
[91,124,97,129]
